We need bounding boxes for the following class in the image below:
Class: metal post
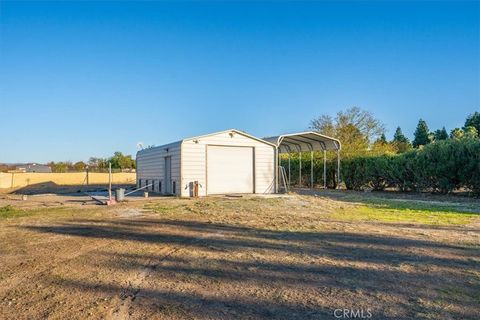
[86,166,89,185]
[275,147,279,193]
[278,149,281,169]
[108,162,112,200]
[299,151,302,187]
[288,153,291,186]
[310,151,313,189]
[323,150,327,189]
[337,150,340,189]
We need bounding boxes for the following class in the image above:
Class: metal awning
[263,131,341,192]
[263,131,341,153]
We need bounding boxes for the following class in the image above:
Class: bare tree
[310,107,386,157]
[310,106,385,144]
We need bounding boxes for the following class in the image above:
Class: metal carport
[263,132,341,192]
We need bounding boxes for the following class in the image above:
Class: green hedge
[279,138,479,195]
[280,153,340,189]
[340,138,480,195]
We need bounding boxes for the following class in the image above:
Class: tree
[334,107,386,143]
[376,133,387,144]
[464,111,480,133]
[450,128,464,139]
[413,119,431,148]
[109,152,135,170]
[392,127,412,153]
[88,157,108,170]
[393,127,409,143]
[73,161,86,171]
[48,161,72,173]
[433,127,448,141]
[310,107,386,157]
[310,115,336,137]
[371,133,396,155]
[464,126,479,139]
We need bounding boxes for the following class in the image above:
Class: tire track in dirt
[106,232,221,320]
[107,246,184,320]
[0,237,113,297]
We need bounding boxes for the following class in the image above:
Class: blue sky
[0,1,478,163]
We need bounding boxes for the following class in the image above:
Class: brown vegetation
[0,192,478,319]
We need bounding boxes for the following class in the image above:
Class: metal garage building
[136,129,276,197]
[136,129,341,197]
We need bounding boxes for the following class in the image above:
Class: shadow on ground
[11,182,135,196]
[23,217,480,319]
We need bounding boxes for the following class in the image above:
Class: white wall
[136,141,181,195]
[181,131,275,197]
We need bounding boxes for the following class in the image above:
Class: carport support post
[323,150,327,189]
[288,153,291,186]
[299,152,302,187]
[275,147,279,193]
[310,151,313,189]
[336,149,340,189]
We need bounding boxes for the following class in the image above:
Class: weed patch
[0,205,28,218]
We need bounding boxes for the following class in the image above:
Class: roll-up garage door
[206,145,254,194]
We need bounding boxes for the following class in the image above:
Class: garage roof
[182,129,277,147]
[263,131,341,153]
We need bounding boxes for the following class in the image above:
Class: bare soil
[0,191,478,319]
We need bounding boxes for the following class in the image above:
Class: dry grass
[0,192,478,319]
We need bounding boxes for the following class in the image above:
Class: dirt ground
[0,190,479,319]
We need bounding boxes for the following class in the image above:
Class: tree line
[310,107,479,157]
[47,152,136,173]
[284,108,479,195]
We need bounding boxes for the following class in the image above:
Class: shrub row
[280,138,480,195]
[341,138,480,195]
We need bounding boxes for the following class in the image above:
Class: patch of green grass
[0,205,96,220]
[327,203,478,225]
[0,205,29,218]
[340,194,480,214]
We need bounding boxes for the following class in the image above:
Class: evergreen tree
[413,119,430,147]
[393,127,409,143]
[392,126,411,153]
[433,127,448,141]
[464,111,480,133]
[378,133,387,144]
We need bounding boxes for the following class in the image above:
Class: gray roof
[264,131,341,153]
[18,163,52,173]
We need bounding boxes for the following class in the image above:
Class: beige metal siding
[136,141,181,195]
[181,131,275,197]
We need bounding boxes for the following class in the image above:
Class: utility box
[115,188,125,202]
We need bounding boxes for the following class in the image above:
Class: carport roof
[263,131,341,153]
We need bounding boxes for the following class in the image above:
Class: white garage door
[207,145,254,194]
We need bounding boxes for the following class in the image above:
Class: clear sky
[0,1,479,163]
